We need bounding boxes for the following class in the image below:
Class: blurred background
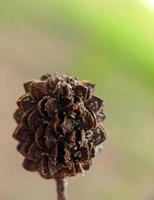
[0,0,154,200]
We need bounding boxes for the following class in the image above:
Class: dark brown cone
[13,74,107,179]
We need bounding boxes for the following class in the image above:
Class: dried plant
[13,74,107,200]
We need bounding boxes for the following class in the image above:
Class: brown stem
[56,178,68,200]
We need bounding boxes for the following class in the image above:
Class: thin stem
[56,178,68,200]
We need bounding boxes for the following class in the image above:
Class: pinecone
[13,74,107,179]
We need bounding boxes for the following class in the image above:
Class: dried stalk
[56,178,68,200]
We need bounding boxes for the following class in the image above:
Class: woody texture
[13,74,107,200]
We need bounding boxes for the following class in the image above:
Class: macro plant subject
[13,74,107,200]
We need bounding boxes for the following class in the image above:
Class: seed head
[13,74,107,179]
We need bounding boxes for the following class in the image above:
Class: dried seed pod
[38,156,51,179]
[92,125,107,146]
[85,95,104,112]
[13,74,107,180]
[14,108,24,123]
[23,158,38,172]
[17,94,36,111]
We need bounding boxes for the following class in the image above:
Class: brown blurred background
[0,1,154,200]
